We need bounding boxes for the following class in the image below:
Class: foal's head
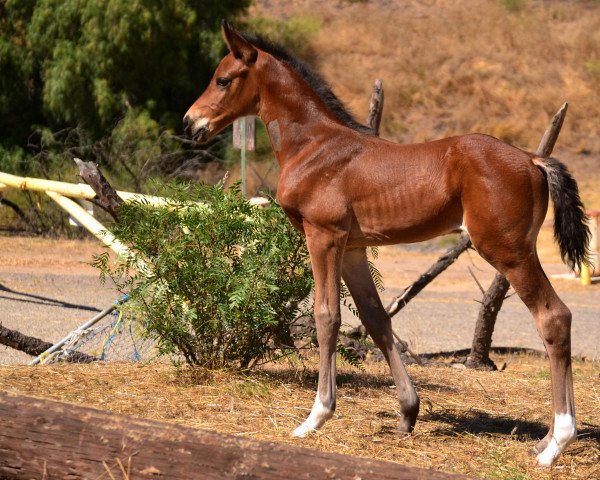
[183,21,260,143]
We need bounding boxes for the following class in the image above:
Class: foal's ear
[221,20,258,65]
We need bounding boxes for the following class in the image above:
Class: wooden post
[233,117,256,197]
[0,391,470,480]
[367,79,384,135]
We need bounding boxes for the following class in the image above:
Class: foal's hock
[183,21,590,467]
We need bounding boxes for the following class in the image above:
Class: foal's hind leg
[480,251,576,466]
[342,248,420,432]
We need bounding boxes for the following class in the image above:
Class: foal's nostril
[183,116,192,136]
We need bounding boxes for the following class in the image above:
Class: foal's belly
[347,198,463,247]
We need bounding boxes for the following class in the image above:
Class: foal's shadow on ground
[0,283,101,312]
[258,368,459,393]
[254,368,600,443]
[422,409,548,439]
[419,410,600,444]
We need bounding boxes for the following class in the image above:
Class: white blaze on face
[292,394,334,438]
[536,413,576,466]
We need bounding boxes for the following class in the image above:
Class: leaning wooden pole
[45,190,130,256]
[0,324,95,363]
[466,102,568,369]
[386,235,472,318]
[367,79,384,135]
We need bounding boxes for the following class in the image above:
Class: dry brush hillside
[251,0,600,206]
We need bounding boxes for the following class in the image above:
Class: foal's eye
[216,77,232,88]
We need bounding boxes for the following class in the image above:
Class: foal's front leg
[292,227,345,438]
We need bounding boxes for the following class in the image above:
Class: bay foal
[184,22,589,466]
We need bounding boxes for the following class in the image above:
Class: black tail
[536,157,590,270]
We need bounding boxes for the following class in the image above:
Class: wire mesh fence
[35,299,156,365]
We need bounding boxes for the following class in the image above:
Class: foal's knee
[536,305,571,348]
[314,304,341,332]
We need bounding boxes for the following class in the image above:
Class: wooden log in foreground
[0,391,469,480]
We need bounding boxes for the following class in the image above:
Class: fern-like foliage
[336,343,365,371]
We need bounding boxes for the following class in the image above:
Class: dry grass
[1,353,598,479]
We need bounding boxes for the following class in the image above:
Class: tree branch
[73,158,124,221]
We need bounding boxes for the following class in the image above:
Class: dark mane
[240,33,373,135]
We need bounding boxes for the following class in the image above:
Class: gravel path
[1,236,598,365]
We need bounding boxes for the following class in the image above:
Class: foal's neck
[256,57,348,166]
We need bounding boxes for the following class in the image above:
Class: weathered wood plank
[0,391,469,480]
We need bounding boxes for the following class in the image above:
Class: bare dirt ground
[1,227,598,365]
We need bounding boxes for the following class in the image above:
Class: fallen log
[0,391,470,480]
[0,324,95,363]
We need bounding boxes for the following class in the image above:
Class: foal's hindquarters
[293,139,584,467]
[460,153,579,466]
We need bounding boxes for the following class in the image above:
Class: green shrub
[94,183,315,369]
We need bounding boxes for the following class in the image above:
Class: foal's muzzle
[183,115,210,144]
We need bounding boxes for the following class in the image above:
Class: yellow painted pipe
[45,191,130,257]
[580,263,591,286]
[0,171,169,206]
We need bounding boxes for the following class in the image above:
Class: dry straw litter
[1,352,598,479]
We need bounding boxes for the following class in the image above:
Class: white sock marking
[292,395,334,438]
[536,413,576,466]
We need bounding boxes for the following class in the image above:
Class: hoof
[535,435,576,467]
[534,413,576,466]
[397,415,417,434]
[292,423,316,438]
[536,445,558,467]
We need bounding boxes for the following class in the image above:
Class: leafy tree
[0,0,249,149]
